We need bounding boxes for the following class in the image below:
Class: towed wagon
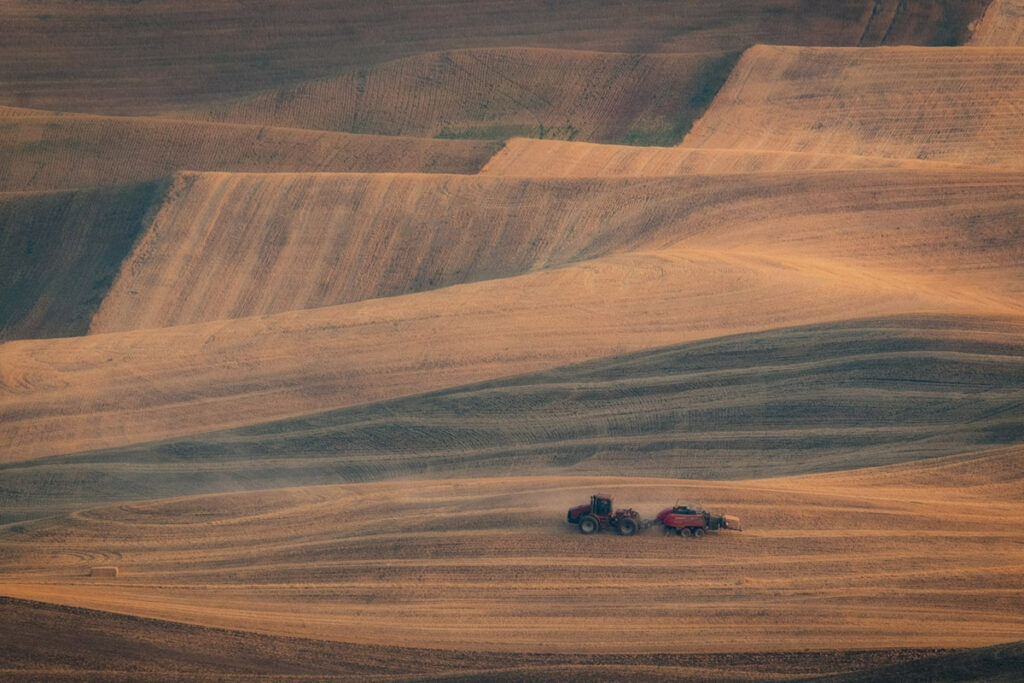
[656,504,742,537]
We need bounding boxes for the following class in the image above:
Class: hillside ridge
[682,45,1024,168]
[0,0,986,114]
[2,247,992,462]
[2,315,1022,523]
[87,166,1024,332]
[0,110,501,191]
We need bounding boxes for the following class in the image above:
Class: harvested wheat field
[186,48,740,145]
[682,46,1024,168]
[0,109,500,191]
[6,252,980,461]
[481,138,977,176]
[0,0,986,115]
[10,601,1019,683]
[2,315,1022,525]
[88,168,1024,333]
[1,451,1023,658]
[3,0,1023,679]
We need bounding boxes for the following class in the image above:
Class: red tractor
[656,504,742,538]
[567,494,642,535]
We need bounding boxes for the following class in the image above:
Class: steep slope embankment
[0,183,165,341]
[2,315,1022,522]
[0,0,986,114]
[681,46,1024,168]
[90,168,1024,333]
[0,110,501,191]
[187,48,740,145]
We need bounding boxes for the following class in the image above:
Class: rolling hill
[4,246,969,462]
[0,0,987,115]
[2,0,1022,678]
[185,48,740,145]
[4,597,989,682]
[681,46,1024,169]
[0,109,501,191]
[2,315,1022,523]
[89,168,1024,333]
[2,450,1022,654]
[4,162,1023,461]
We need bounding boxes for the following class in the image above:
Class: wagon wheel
[579,515,599,535]
[692,527,705,538]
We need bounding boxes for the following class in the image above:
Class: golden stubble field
[3,163,1020,460]
[479,137,977,176]
[0,108,500,191]
[88,168,1024,332]
[183,48,729,144]
[6,251,1018,462]
[1,449,1022,654]
[3,0,1024,678]
[681,46,1024,168]
[1,0,983,114]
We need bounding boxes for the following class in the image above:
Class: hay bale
[91,566,118,578]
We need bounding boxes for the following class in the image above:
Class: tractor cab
[591,494,613,516]
[566,494,615,527]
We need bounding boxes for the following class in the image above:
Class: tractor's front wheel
[617,517,637,536]
[579,515,599,535]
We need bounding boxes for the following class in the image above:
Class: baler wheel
[579,515,599,535]
[692,528,706,538]
[678,527,691,537]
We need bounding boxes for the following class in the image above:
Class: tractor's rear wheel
[678,527,691,537]
[617,518,637,536]
[579,515,599,535]
[692,527,706,538]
